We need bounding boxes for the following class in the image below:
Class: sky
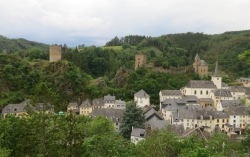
[0,0,249,47]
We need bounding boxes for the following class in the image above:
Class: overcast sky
[0,0,249,47]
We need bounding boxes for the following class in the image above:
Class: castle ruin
[135,54,146,70]
[49,44,62,62]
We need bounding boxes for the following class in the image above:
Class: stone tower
[135,54,146,70]
[193,54,200,72]
[50,44,62,62]
[193,54,208,77]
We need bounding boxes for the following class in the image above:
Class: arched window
[194,90,196,94]
[200,90,202,95]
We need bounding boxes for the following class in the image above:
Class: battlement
[50,44,62,62]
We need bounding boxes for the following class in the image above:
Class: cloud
[0,0,250,47]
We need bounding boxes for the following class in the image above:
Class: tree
[238,50,250,64]
[119,101,145,139]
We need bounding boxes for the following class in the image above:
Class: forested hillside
[1,30,250,111]
[0,35,49,53]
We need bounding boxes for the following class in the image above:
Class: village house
[236,77,250,87]
[79,99,92,116]
[67,102,79,114]
[92,98,105,109]
[104,94,116,108]
[230,86,246,100]
[131,127,146,144]
[89,108,124,130]
[210,89,233,107]
[134,89,150,108]
[159,90,182,103]
[2,99,54,118]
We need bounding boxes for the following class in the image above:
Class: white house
[134,89,150,108]
[216,100,241,111]
[210,89,233,108]
[159,90,182,103]
[230,86,246,100]
[104,94,116,108]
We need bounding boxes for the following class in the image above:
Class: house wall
[229,115,240,128]
[134,96,150,108]
[183,87,213,99]
[80,107,92,115]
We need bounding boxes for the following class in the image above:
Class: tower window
[194,90,196,94]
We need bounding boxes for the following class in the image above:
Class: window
[14,108,17,111]
[234,116,236,118]
[200,90,202,95]
[116,123,119,126]
[222,124,224,128]
[117,105,120,107]
[206,91,208,95]
[217,119,219,123]
[187,123,189,126]
[194,90,196,94]
[222,119,224,123]
[233,120,236,123]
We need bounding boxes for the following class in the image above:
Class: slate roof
[211,89,232,97]
[220,100,241,108]
[172,109,197,122]
[115,100,126,106]
[204,105,214,111]
[227,106,249,116]
[199,60,208,66]
[134,89,150,98]
[144,108,163,121]
[160,90,182,96]
[196,110,214,120]
[212,124,221,134]
[89,108,124,122]
[200,98,214,102]
[185,80,216,88]
[162,95,200,111]
[68,102,78,107]
[244,87,250,95]
[92,98,105,106]
[168,124,185,136]
[2,99,30,114]
[104,94,116,101]
[182,127,210,141]
[186,105,202,110]
[222,82,229,88]
[147,120,168,130]
[230,86,245,93]
[131,128,146,138]
[213,111,229,119]
[80,99,92,108]
[237,77,250,82]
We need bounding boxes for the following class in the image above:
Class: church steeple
[214,61,219,76]
[212,61,221,89]
[195,54,200,60]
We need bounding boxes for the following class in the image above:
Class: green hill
[0,35,49,53]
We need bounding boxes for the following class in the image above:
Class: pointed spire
[214,61,219,76]
[195,54,200,60]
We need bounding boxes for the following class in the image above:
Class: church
[193,54,208,77]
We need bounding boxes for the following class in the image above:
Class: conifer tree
[120,101,145,139]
